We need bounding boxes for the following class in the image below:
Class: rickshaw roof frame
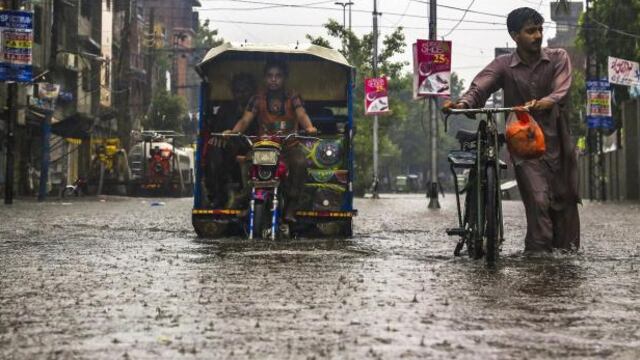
[195,42,353,78]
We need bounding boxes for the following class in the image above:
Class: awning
[51,113,95,139]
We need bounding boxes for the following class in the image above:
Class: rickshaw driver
[226,59,318,223]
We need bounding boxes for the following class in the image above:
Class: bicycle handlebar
[444,106,529,115]
[442,106,529,132]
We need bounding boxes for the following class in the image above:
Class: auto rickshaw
[192,43,357,238]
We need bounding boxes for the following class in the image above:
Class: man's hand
[525,99,554,111]
[442,100,468,113]
[304,126,318,135]
[443,100,475,119]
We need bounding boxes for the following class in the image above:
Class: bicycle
[442,107,528,265]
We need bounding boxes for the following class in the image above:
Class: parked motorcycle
[210,132,317,240]
[62,176,88,197]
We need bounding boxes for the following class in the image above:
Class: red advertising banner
[364,76,390,116]
[413,39,451,97]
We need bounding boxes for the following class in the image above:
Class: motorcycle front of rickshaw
[192,43,357,239]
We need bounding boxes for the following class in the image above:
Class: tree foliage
[144,88,188,133]
[308,19,409,194]
[576,0,640,131]
[308,20,467,193]
[195,19,224,50]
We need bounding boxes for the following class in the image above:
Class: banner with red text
[413,39,451,97]
[608,56,640,87]
[364,76,390,116]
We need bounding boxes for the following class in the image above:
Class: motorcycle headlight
[253,150,279,165]
[258,168,273,180]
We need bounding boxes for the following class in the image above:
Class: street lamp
[334,2,354,30]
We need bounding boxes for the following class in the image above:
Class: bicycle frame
[444,107,526,261]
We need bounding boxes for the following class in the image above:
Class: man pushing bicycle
[443,7,580,252]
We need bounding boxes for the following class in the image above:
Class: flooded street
[1,195,640,359]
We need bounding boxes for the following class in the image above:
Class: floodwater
[1,195,639,359]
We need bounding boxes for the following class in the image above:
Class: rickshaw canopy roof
[196,42,353,73]
[196,43,353,103]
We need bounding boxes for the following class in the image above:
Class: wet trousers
[283,144,307,215]
[515,158,580,252]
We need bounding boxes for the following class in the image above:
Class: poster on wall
[0,10,33,83]
[364,76,390,116]
[608,56,640,87]
[586,79,614,130]
[413,39,451,97]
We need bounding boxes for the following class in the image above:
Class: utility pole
[145,7,155,113]
[37,100,53,202]
[585,0,602,201]
[4,0,20,205]
[371,0,380,199]
[348,1,353,30]
[335,2,353,52]
[427,0,440,209]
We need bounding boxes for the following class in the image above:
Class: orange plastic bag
[505,111,546,160]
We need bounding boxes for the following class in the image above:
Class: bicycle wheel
[484,164,499,264]
[464,172,483,259]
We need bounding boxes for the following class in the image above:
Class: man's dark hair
[231,72,256,92]
[507,7,544,34]
[263,59,289,77]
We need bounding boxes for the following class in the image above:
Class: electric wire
[199,0,640,39]
[441,0,476,38]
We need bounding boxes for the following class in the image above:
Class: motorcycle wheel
[253,201,266,239]
[61,187,75,198]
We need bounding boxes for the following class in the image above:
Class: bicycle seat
[456,129,477,143]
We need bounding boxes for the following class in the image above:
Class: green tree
[144,88,188,133]
[307,19,407,194]
[388,72,466,184]
[195,19,224,51]
[576,0,640,132]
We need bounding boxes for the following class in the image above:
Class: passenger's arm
[295,107,317,134]
[230,111,255,134]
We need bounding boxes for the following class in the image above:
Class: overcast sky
[199,0,560,89]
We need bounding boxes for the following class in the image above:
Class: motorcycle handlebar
[209,132,320,145]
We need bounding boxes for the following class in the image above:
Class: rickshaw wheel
[193,221,228,238]
[317,220,352,237]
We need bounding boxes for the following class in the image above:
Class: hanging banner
[608,56,640,87]
[364,76,390,116]
[586,80,614,130]
[0,10,33,82]
[413,39,451,97]
[38,83,61,100]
